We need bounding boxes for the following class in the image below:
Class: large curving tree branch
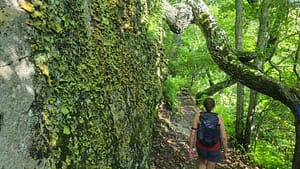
[163,0,300,110]
[196,78,236,101]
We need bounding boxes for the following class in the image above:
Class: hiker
[188,97,228,169]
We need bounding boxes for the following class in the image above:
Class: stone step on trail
[173,93,199,137]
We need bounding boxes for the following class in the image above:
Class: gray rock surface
[0,1,43,168]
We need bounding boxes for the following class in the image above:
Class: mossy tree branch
[162,0,299,110]
[195,78,236,102]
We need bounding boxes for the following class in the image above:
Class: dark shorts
[196,148,222,163]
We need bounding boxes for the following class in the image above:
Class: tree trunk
[236,83,245,146]
[243,0,270,152]
[235,0,245,147]
[244,91,258,151]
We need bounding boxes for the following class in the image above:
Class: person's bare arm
[189,111,200,148]
[188,111,200,160]
[219,115,228,156]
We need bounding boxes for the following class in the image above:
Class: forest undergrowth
[151,92,259,169]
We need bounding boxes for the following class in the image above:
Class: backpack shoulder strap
[199,112,208,120]
[211,112,219,119]
[211,112,220,126]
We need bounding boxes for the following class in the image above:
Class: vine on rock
[21,0,164,168]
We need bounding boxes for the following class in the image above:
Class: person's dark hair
[204,98,215,112]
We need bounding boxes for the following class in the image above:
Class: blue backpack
[197,112,220,147]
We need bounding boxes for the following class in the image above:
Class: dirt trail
[151,91,258,169]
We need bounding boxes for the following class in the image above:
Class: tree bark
[244,91,258,151]
[195,78,236,99]
[235,0,245,147]
[244,0,270,152]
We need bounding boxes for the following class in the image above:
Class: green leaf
[32,11,43,18]
[63,126,71,135]
[79,117,84,124]
[54,23,63,33]
[61,106,69,115]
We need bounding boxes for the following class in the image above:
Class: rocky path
[173,93,198,137]
[151,91,258,169]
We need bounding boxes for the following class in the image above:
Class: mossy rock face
[22,0,163,168]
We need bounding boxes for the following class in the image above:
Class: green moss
[26,0,163,168]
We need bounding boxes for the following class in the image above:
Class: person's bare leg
[198,159,206,169]
[206,161,216,169]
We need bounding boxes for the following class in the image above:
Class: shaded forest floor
[151,91,259,169]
